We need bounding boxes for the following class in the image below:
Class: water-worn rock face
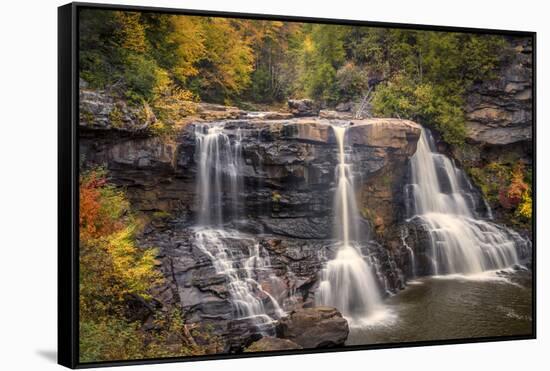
[465,37,533,146]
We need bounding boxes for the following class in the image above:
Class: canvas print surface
[77,7,533,363]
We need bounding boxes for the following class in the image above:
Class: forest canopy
[80,9,509,145]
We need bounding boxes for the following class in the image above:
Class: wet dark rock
[259,216,332,239]
[276,307,349,348]
[398,217,438,277]
[223,318,267,352]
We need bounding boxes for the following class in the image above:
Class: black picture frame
[58,2,537,368]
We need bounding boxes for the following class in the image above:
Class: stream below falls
[346,269,532,345]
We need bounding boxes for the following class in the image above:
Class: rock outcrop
[79,81,156,133]
[276,307,349,348]
[464,37,533,146]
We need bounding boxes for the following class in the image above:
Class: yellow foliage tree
[167,15,206,83]
[200,18,254,94]
[114,11,148,53]
[79,168,162,319]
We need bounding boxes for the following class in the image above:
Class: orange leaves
[499,163,529,210]
[79,171,103,241]
[80,169,127,241]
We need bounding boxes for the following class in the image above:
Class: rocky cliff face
[464,37,533,146]
[450,37,533,235]
[80,109,422,350]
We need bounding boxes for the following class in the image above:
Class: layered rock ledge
[465,38,533,146]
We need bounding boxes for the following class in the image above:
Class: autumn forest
[78,8,533,364]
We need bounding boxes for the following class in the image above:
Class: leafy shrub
[335,62,369,101]
[372,75,466,146]
[467,161,532,227]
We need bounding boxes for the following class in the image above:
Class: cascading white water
[195,124,243,226]
[317,124,383,323]
[407,128,524,275]
[194,229,283,328]
[193,123,283,330]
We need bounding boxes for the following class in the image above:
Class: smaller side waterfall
[195,124,243,226]
[317,124,383,324]
[406,128,528,275]
[193,123,284,332]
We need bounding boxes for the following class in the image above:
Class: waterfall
[193,123,283,329]
[317,124,383,324]
[195,124,243,226]
[194,229,284,329]
[406,128,525,275]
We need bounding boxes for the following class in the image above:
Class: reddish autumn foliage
[499,163,529,209]
[80,171,103,240]
[79,169,124,241]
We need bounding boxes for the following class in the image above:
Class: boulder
[223,318,265,352]
[288,99,318,117]
[276,307,349,348]
[244,337,302,352]
[281,119,333,143]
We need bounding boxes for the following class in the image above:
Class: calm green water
[346,270,533,345]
